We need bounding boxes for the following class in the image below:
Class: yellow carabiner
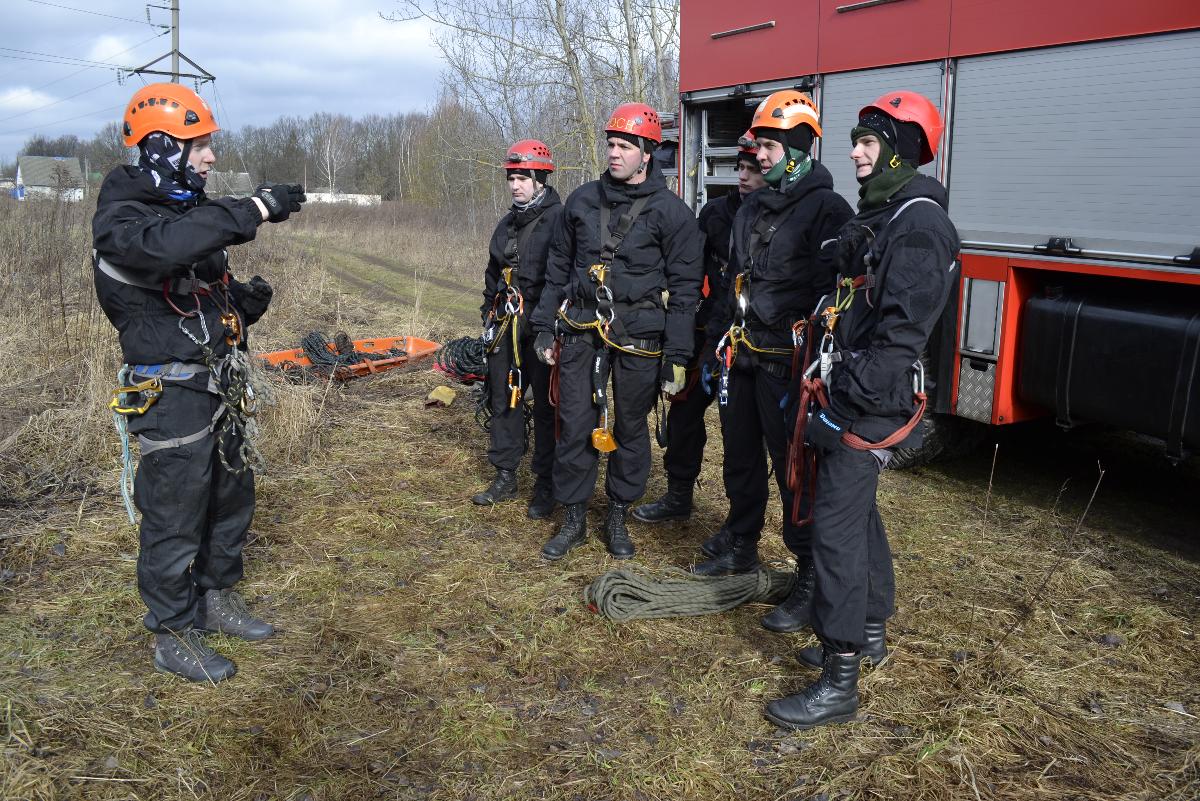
[108,377,163,416]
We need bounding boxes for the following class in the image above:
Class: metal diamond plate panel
[957,360,995,424]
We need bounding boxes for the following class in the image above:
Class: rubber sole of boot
[630,506,691,524]
[195,623,274,642]
[761,610,811,633]
[763,707,857,730]
[153,654,237,683]
[541,538,585,561]
[472,489,518,506]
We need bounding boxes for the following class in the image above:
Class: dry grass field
[1,196,1197,801]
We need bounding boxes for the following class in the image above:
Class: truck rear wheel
[888,413,988,470]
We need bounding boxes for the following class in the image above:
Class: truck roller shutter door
[950,30,1200,263]
[819,62,946,211]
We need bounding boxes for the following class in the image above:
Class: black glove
[231,275,273,321]
[254,183,306,222]
[806,407,848,454]
[534,331,556,365]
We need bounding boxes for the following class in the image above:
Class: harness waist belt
[575,298,662,312]
[129,361,209,381]
[95,254,220,296]
[560,332,661,351]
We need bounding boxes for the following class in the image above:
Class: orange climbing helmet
[122,83,218,147]
[736,129,760,157]
[859,91,943,165]
[750,90,822,138]
[604,102,662,145]
[504,139,555,172]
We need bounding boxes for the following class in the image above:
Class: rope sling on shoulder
[784,198,938,527]
[715,208,794,406]
[585,564,797,621]
[554,191,656,452]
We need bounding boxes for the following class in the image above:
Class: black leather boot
[761,558,815,633]
[631,478,693,523]
[699,526,734,559]
[196,588,275,641]
[764,649,860,730]
[471,468,518,505]
[154,628,237,683]
[798,621,887,669]
[690,535,760,576]
[527,478,556,520]
[603,502,635,559]
[541,502,587,560]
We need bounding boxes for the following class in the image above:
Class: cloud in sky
[0,0,444,163]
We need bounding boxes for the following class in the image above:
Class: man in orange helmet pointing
[530,102,702,561]
[94,83,304,683]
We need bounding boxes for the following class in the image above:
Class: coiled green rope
[585,565,796,621]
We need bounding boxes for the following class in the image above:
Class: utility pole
[127,1,214,87]
[171,0,180,83]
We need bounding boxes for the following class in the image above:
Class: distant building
[14,156,85,202]
[306,188,382,207]
[206,170,254,198]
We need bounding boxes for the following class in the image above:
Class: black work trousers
[128,385,254,633]
[717,357,807,557]
[486,328,555,481]
[553,336,660,505]
[661,333,717,483]
[810,445,896,651]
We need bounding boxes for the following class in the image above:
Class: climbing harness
[483,217,543,410]
[553,192,660,453]
[713,208,795,406]
[784,197,940,526]
[585,564,797,621]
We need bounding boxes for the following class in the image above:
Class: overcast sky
[0,0,444,162]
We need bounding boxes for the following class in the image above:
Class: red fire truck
[669,1,1200,464]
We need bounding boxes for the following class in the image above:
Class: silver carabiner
[911,360,926,395]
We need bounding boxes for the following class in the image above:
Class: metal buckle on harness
[109,377,163,416]
[912,359,925,395]
[588,264,608,286]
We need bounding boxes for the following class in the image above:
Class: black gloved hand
[254,183,306,223]
[534,331,556,365]
[806,407,848,454]
[231,275,273,321]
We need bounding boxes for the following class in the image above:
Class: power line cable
[0,46,139,70]
[0,31,169,96]
[23,0,169,28]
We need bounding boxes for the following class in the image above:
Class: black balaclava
[853,112,923,211]
[137,132,206,203]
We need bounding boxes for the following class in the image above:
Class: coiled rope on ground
[434,336,488,383]
[585,564,797,621]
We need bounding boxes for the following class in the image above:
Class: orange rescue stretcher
[256,335,440,380]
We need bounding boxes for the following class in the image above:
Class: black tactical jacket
[530,163,702,365]
[479,186,564,327]
[826,174,961,447]
[695,190,742,330]
[92,165,264,366]
[707,161,853,354]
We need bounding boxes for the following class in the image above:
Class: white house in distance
[14,156,85,202]
[306,187,382,206]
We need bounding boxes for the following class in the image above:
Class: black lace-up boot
[196,588,275,641]
[471,468,518,505]
[798,621,887,669]
[154,628,237,683]
[541,502,587,560]
[631,478,694,523]
[527,478,556,520]
[690,535,760,576]
[603,502,635,559]
[699,526,734,558]
[764,649,860,730]
[761,558,815,632]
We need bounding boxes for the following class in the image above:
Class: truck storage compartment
[1020,286,1200,458]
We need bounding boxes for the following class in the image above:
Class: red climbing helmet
[504,139,555,172]
[859,91,943,165]
[604,102,662,145]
